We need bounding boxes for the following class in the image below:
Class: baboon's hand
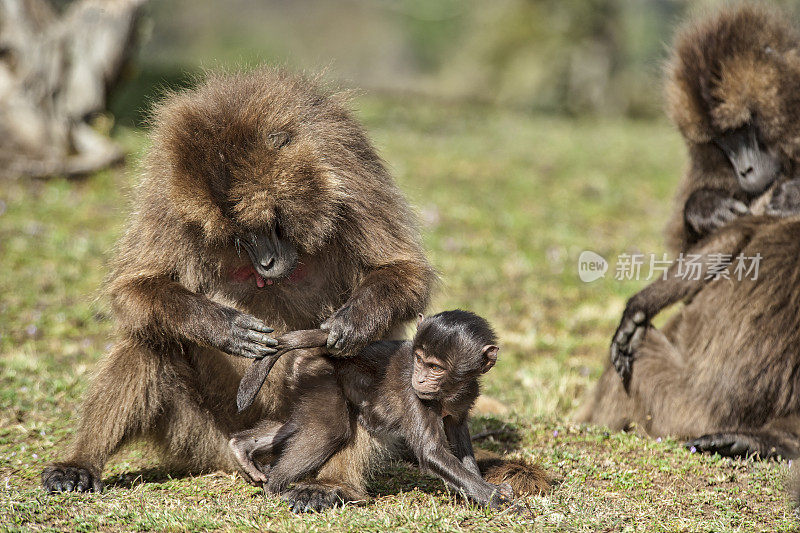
[766,178,800,217]
[610,306,649,381]
[685,190,749,237]
[321,303,372,356]
[487,482,514,509]
[215,310,278,359]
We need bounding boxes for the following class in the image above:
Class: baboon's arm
[110,274,278,359]
[443,415,481,477]
[409,409,512,509]
[612,219,761,381]
[322,258,436,354]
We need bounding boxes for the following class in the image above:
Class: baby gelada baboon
[664,3,800,251]
[230,310,550,512]
[41,67,437,511]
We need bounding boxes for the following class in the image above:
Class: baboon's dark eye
[268,131,291,149]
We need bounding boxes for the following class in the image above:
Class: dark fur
[577,215,800,459]
[41,68,436,504]
[229,311,549,511]
[664,4,800,251]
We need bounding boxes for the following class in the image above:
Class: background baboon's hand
[320,303,373,355]
[766,178,800,217]
[213,309,278,359]
[685,190,748,237]
[610,306,649,381]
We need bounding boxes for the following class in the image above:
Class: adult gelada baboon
[41,67,437,509]
[577,215,800,458]
[664,4,800,252]
[577,5,800,459]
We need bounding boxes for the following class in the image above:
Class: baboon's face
[158,72,362,277]
[411,317,498,402]
[666,7,800,173]
[713,122,781,194]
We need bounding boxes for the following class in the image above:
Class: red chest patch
[230,262,309,287]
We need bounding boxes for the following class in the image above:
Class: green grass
[0,96,795,531]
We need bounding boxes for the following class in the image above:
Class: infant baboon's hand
[215,310,278,359]
[487,482,514,509]
[766,178,800,217]
[610,306,649,381]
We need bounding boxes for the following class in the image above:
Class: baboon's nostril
[740,166,754,177]
[261,257,275,270]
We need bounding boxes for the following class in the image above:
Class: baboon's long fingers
[629,325,646,351]
[242,346,278,359]
[234,314,274,333]
[731,200,749,215]
[611,306,649,381]
[245,330,279,346]
[687,433,765,459]
[42,464,102,493]
[75,469,91,492]
[326,329,342,350]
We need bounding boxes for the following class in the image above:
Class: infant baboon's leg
[229,421,288,484]
[265,381,355,509]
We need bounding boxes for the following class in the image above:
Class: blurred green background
[110,0,800,126]
[3,1,800,530]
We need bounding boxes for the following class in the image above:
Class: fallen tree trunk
[0,0,146,178]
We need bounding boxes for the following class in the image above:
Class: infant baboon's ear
[481,345,499,373]
[416,313,425,327]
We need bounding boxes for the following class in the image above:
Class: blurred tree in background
[108,0,800,125]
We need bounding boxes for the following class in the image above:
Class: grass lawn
[0,95,795,531]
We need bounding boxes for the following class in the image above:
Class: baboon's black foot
[42,463,103,493]
[282,483,359,513]
[687,433,782,459]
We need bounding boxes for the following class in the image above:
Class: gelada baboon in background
[230,311,549,512]
[577,214,800,459]
[42,67,437,510]
[664,4,800,252]
[577,5,800,459]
